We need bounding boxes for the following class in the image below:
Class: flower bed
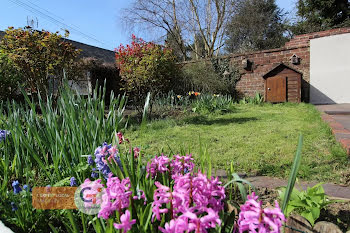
[71,132,285,232]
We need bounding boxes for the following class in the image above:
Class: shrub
[115,35,179,111]
[0,27,82,96]
[0,52,22,101]
[180,58,240,95]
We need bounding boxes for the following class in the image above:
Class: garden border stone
[316,104,350,155]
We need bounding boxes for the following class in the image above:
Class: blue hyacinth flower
[70,177,77,187]
[87,155,94,165]
[23,184,32,192]
[91,168,99,178]
[12,180,22,194]
[0,130,10,142]
[11,202,18,211]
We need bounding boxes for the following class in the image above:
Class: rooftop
[0,30,115,64]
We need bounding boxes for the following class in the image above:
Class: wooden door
[266,76,286,102]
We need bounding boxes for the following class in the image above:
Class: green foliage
[281,134,303,214]
[115,35,179,111]
[0,27,81,96]
[180,59,240,95]
[238,93,264,104]
[279,183,334,226]
[1,187,46,232]
[153,91,191,108]
[224,164,256,203]
[192,94,235,114]
[291,0,350,35]
[0,84,127,232]
[225,0,287,53]
[0,52,22,101]
[150,91,192,119]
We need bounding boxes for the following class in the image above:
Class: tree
[291,0,350,35]
[165,27,188,61]
[0,27,81,96]
[121,0,235,60]
[225,0,287,53]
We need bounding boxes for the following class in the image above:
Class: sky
[0,0,297,51]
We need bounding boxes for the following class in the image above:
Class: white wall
[310,33,350,104]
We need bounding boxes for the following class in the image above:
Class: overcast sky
[0,0,297,51]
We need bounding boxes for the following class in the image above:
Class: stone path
[316,104,350,155]
[215,170,350,200]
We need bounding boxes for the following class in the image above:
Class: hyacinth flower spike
[12,180,22,194]
[237,192,285,233]
[113,210,136,233]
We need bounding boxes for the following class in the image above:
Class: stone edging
[321,113,350,155]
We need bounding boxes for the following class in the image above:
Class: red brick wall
[232,27,350,102]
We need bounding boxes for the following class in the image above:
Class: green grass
[126,103,349,184]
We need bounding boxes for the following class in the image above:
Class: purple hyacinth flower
[11,202,18,211]
[91,168,99,178]
[12,180,22,194]
[70,177,77,187]
[87,155,94,165]
[101,164,111,178]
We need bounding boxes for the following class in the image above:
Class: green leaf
[53,177,70,187]
[282,134,303,214]
[310,207,320,221]
[141,92,151,132]
[74,162,89,173]
[285,205,296,216]
[301,211,315,226]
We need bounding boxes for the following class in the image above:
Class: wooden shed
[263,63,302,103]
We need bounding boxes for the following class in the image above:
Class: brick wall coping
[179,45,309,65]
[179,27,350,65]
[289,27,350,40]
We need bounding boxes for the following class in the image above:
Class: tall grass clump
[0,83,127,232]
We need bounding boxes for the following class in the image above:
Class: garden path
[316,104,350,155]
[246,176,350,200]
[215,171,350,200]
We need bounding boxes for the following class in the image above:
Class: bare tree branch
[121,0,235,59]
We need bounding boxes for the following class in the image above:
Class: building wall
[232,47,309,101]
[231,27,350,102]
[310,33,350,104]
[179,27,350,102]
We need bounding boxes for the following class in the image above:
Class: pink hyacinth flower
[116,132,124,144]
[133,147,140,158]
[98,176,132,219]
[113,210,136,233]
[146,155,170,178]
[238,192,285,233]
[170,154,195,178]
[159,218,189,233]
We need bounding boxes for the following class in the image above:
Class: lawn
[126,103,349,184]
